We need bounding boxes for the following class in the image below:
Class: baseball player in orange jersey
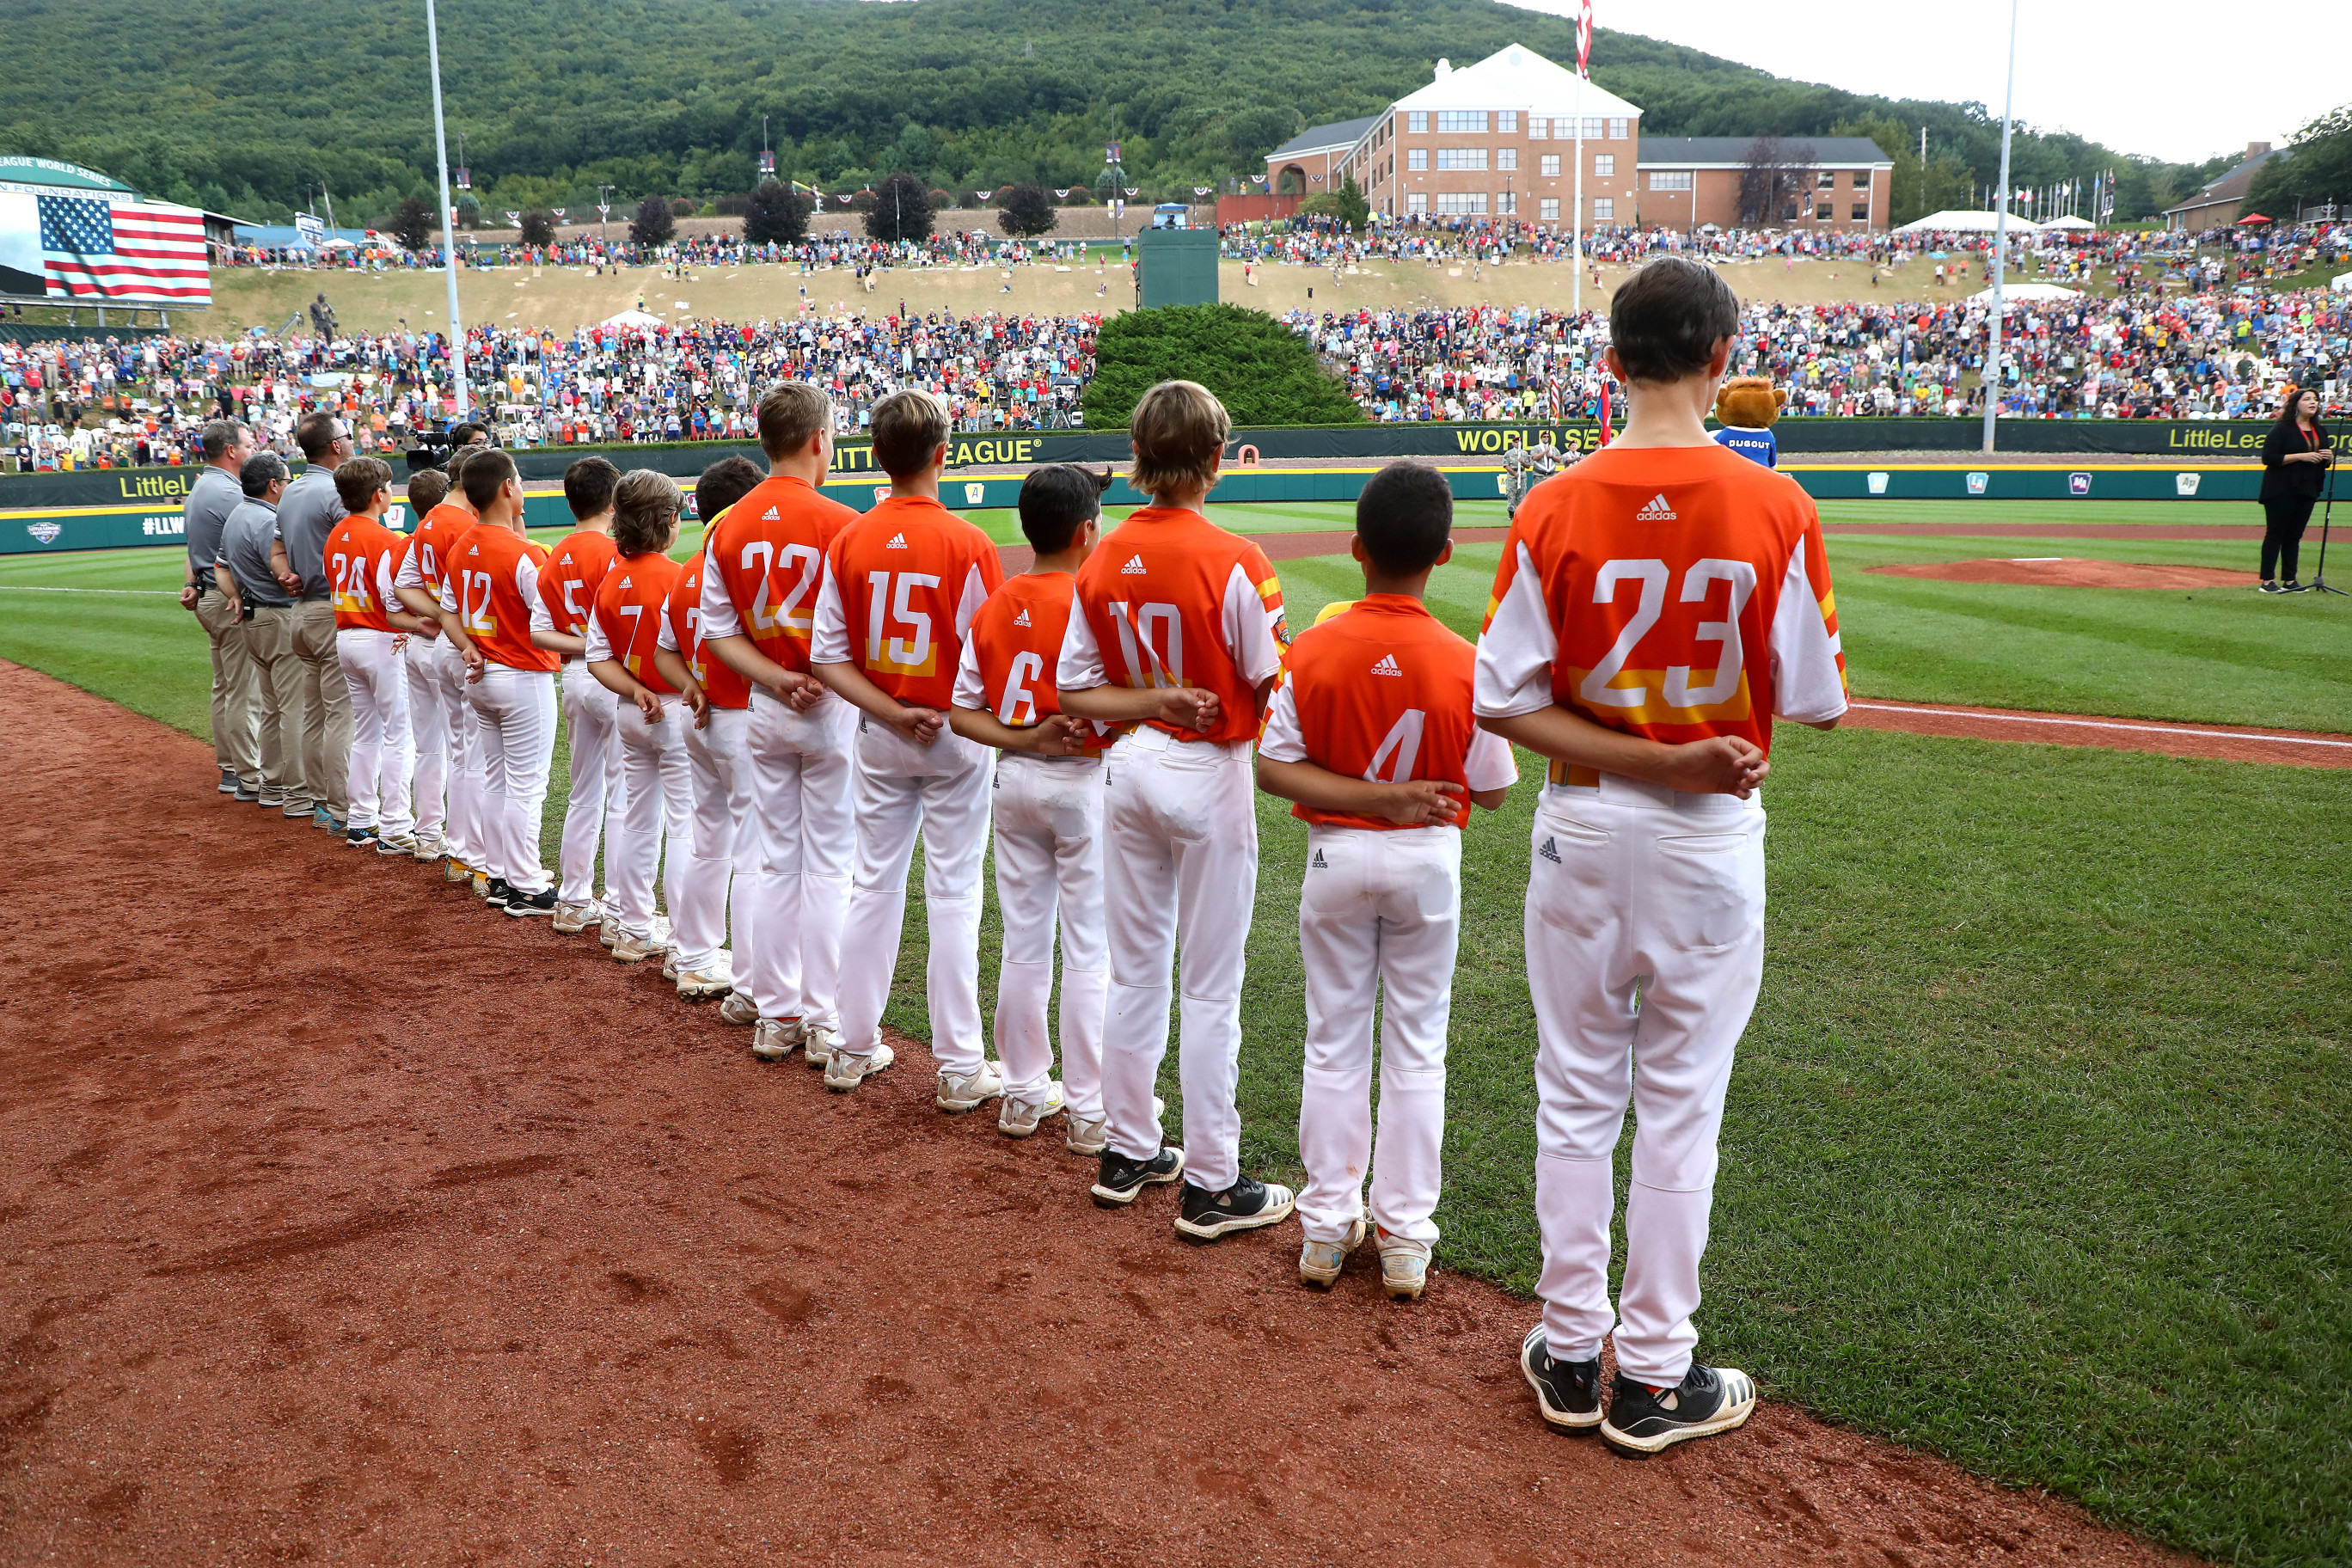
[393,448,486,885]
[1255,462,1522,1302]
[528,457,628,936]
[433,449,563,916]
[585,471,697,965]
[652,456,766,1004]
[320,456,422,854]
[809,389,1006,1100]
[1055,381,1296,1240]
[701,383,863,1063]
[1475,258,1843,1455]
[390,466,451,861]
[948,466,1121,1145]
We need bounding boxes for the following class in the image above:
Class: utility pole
[1981,0,2018,455]
[425,0,470,419]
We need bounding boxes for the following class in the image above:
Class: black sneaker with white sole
[1519,1326,1603,1430]
[1173,1174,1295,1242]
[504,886,558,917]
[482,877,514,910]
[1598,1363,1757,1456]
[1090,1147,1185,1208]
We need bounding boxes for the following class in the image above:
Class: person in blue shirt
[1708,377,1785,469]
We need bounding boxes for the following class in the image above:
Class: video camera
[404,420,496,474]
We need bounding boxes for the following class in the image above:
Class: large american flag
[10,193,211,303]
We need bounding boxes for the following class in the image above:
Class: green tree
[743,179,809,245]
[2245,104,2352,219]
[997,184,1058,236]
[1834,117,1971,224]
[1335,170,1370,230]
[1083,304,1364,429]
[387,194,433,250]
[629,193,676,247]
[518,208,555,246]
[864,172,934,243]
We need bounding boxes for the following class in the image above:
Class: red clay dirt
[0,658,2200,1568]
[1842,698,2352,769]
[1866,559,2258,590]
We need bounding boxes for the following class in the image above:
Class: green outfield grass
[0,510,2344,1564]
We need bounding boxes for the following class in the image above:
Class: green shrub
[1082,303,1363,429]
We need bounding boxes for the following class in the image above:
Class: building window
[1436,111,1488,133]
[1853,168,1872,187]
[1647,170,1693,191]
[1592,197,1614,221]
[1406,193,1428,214]
[1540,154,1561,177]
[1498,191,1517,215]
[1434,193,1488,215]
[1436,148,1488,171]
[1817,169,1837,188]
[1498,148,1518,171]
[1539,198,1561,221]
[1407,148,1428,171]
[1608,117,1630,140]
[1497,111,1519,132]
[1583,117,1606,140]
[1407,111,1428,134]
[1852,201,1870,221]
[1594,154,1615,177]
[1816,202,1834,220]
[1529,117,1549,140]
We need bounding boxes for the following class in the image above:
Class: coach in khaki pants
[215,454,306,817]
[179,420,261,797]
[276,413,357,830]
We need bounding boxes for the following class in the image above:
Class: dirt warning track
[0,659,2192,1567]
[1843,698,2352,768]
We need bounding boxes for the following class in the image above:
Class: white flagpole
[1573,75,1583,318]
[1981,0,2018,455]
[426,0,470,420]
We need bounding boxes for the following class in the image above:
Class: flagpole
[1981,0,2018,455]
[425,0,471,420]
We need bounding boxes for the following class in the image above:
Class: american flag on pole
[0,193,211,303]
[1577,0,1593,76]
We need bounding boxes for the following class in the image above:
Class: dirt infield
[1843,698,2352,768]
[0,659,2196,1568]
[1866,559,2259,590]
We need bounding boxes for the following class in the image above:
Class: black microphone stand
[2312,442,2347,597]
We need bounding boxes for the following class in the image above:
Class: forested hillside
[0,0,2218,228]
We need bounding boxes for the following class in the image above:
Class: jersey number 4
[1580,558,1755,711]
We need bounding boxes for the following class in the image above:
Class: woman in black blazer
[2257,386,2333,593]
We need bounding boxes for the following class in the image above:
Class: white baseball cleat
[935,1060,1006,1114]
[1300,1217,1369,1290]
[552,899,606,935]
[718,992,761,1026]
[996,1081,1065,1138]
[800,1021,842,1070]
[823,1042,894,1093]
[1377,1232,1432,1302]
[674,965,732,1001]
[750,1018,802,1061]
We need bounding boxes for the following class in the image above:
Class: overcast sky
[1498,0,2349,164]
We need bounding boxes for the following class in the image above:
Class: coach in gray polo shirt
[215,453,308,819]
[180,420,260,799]
[275,411,356,830]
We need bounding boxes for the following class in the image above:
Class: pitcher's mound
[1867,558,2257,589]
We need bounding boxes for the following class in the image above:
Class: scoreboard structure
[1136,227,1218,309]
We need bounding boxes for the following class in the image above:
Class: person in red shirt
[653,456,764,1003]
[949,465,1119,1146]
[810,389,1005,1099]
[527,456,626,936]
[1474,257,1841,1456]
[389,465,451,864]
[1054,381,1293,1240]
[585,470,696,964]
[1256,462,1522,1303]
[393,447,487,887]
[701,383,864,1064]
[434,449,562,915]
[322,456,427,855]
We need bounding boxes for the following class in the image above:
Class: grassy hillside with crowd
[0,0,2224,236]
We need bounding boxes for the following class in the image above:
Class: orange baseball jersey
[323,513,402,634]
[1055,506,1289,746]
[587,552,684,695]
[537,528,620,639]
[1473,442,1847,774]
[447,525,560,672]
[810,494,1004,710]
[950,572,1118,756]
[698,473,861,672]
[663,543,750,709]
[390,500,476,602]
[1259,595,1519,830]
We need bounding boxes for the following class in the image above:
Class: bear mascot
[1711,377,1786,470]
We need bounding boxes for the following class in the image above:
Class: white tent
[1896,209,2045,234]
[2042,215,2096,230]
[599,309,663,328]
[1969,282,2081,303]
[2332,272,2352,293]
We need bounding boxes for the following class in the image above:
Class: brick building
[2163,144,2282,234]
[1259,43,1890,233]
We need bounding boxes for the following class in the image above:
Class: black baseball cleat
[482,877,514,910]
[1090,1147,1185,1208]
[1520,1326,1604,1430]
[1173,1174,1296,1242]
[345,825,378,848]
[503,886,558,917]
[1599,1363,1757,1456]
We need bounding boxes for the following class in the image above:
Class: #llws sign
[26,522,62,543]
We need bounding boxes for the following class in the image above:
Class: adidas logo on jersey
[762,505,780,520]
[1537,836,1562,863]
[1369,654,1402,677]
[1013,608,1032,627]
[1310,848,1328,869]
[886,532,909,549]
[618,575,632,589]
[1120,554,1147,575]
[1635,493,1677,521]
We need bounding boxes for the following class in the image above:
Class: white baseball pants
[1295,823,1461,1248]
[677,704,751,979]
[990,751,1108,1118]
[742,689,854,1028]
[336,628,414,839]
[1526,773,1766,1387]
[833,719,992,1075]
[466,665,557,894]
[401,633,448,848]
[436,640,486,869]
[556,665,626,904]
[611,695,694,942]
[1100,728,1259,1193]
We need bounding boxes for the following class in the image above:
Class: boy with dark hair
[322,456,424,854]
[949,466,1118,1144]
[1474,254,1843,1454]
[394,446,486,885]
[1255,461,1520,1300]
[530,456,628,937]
